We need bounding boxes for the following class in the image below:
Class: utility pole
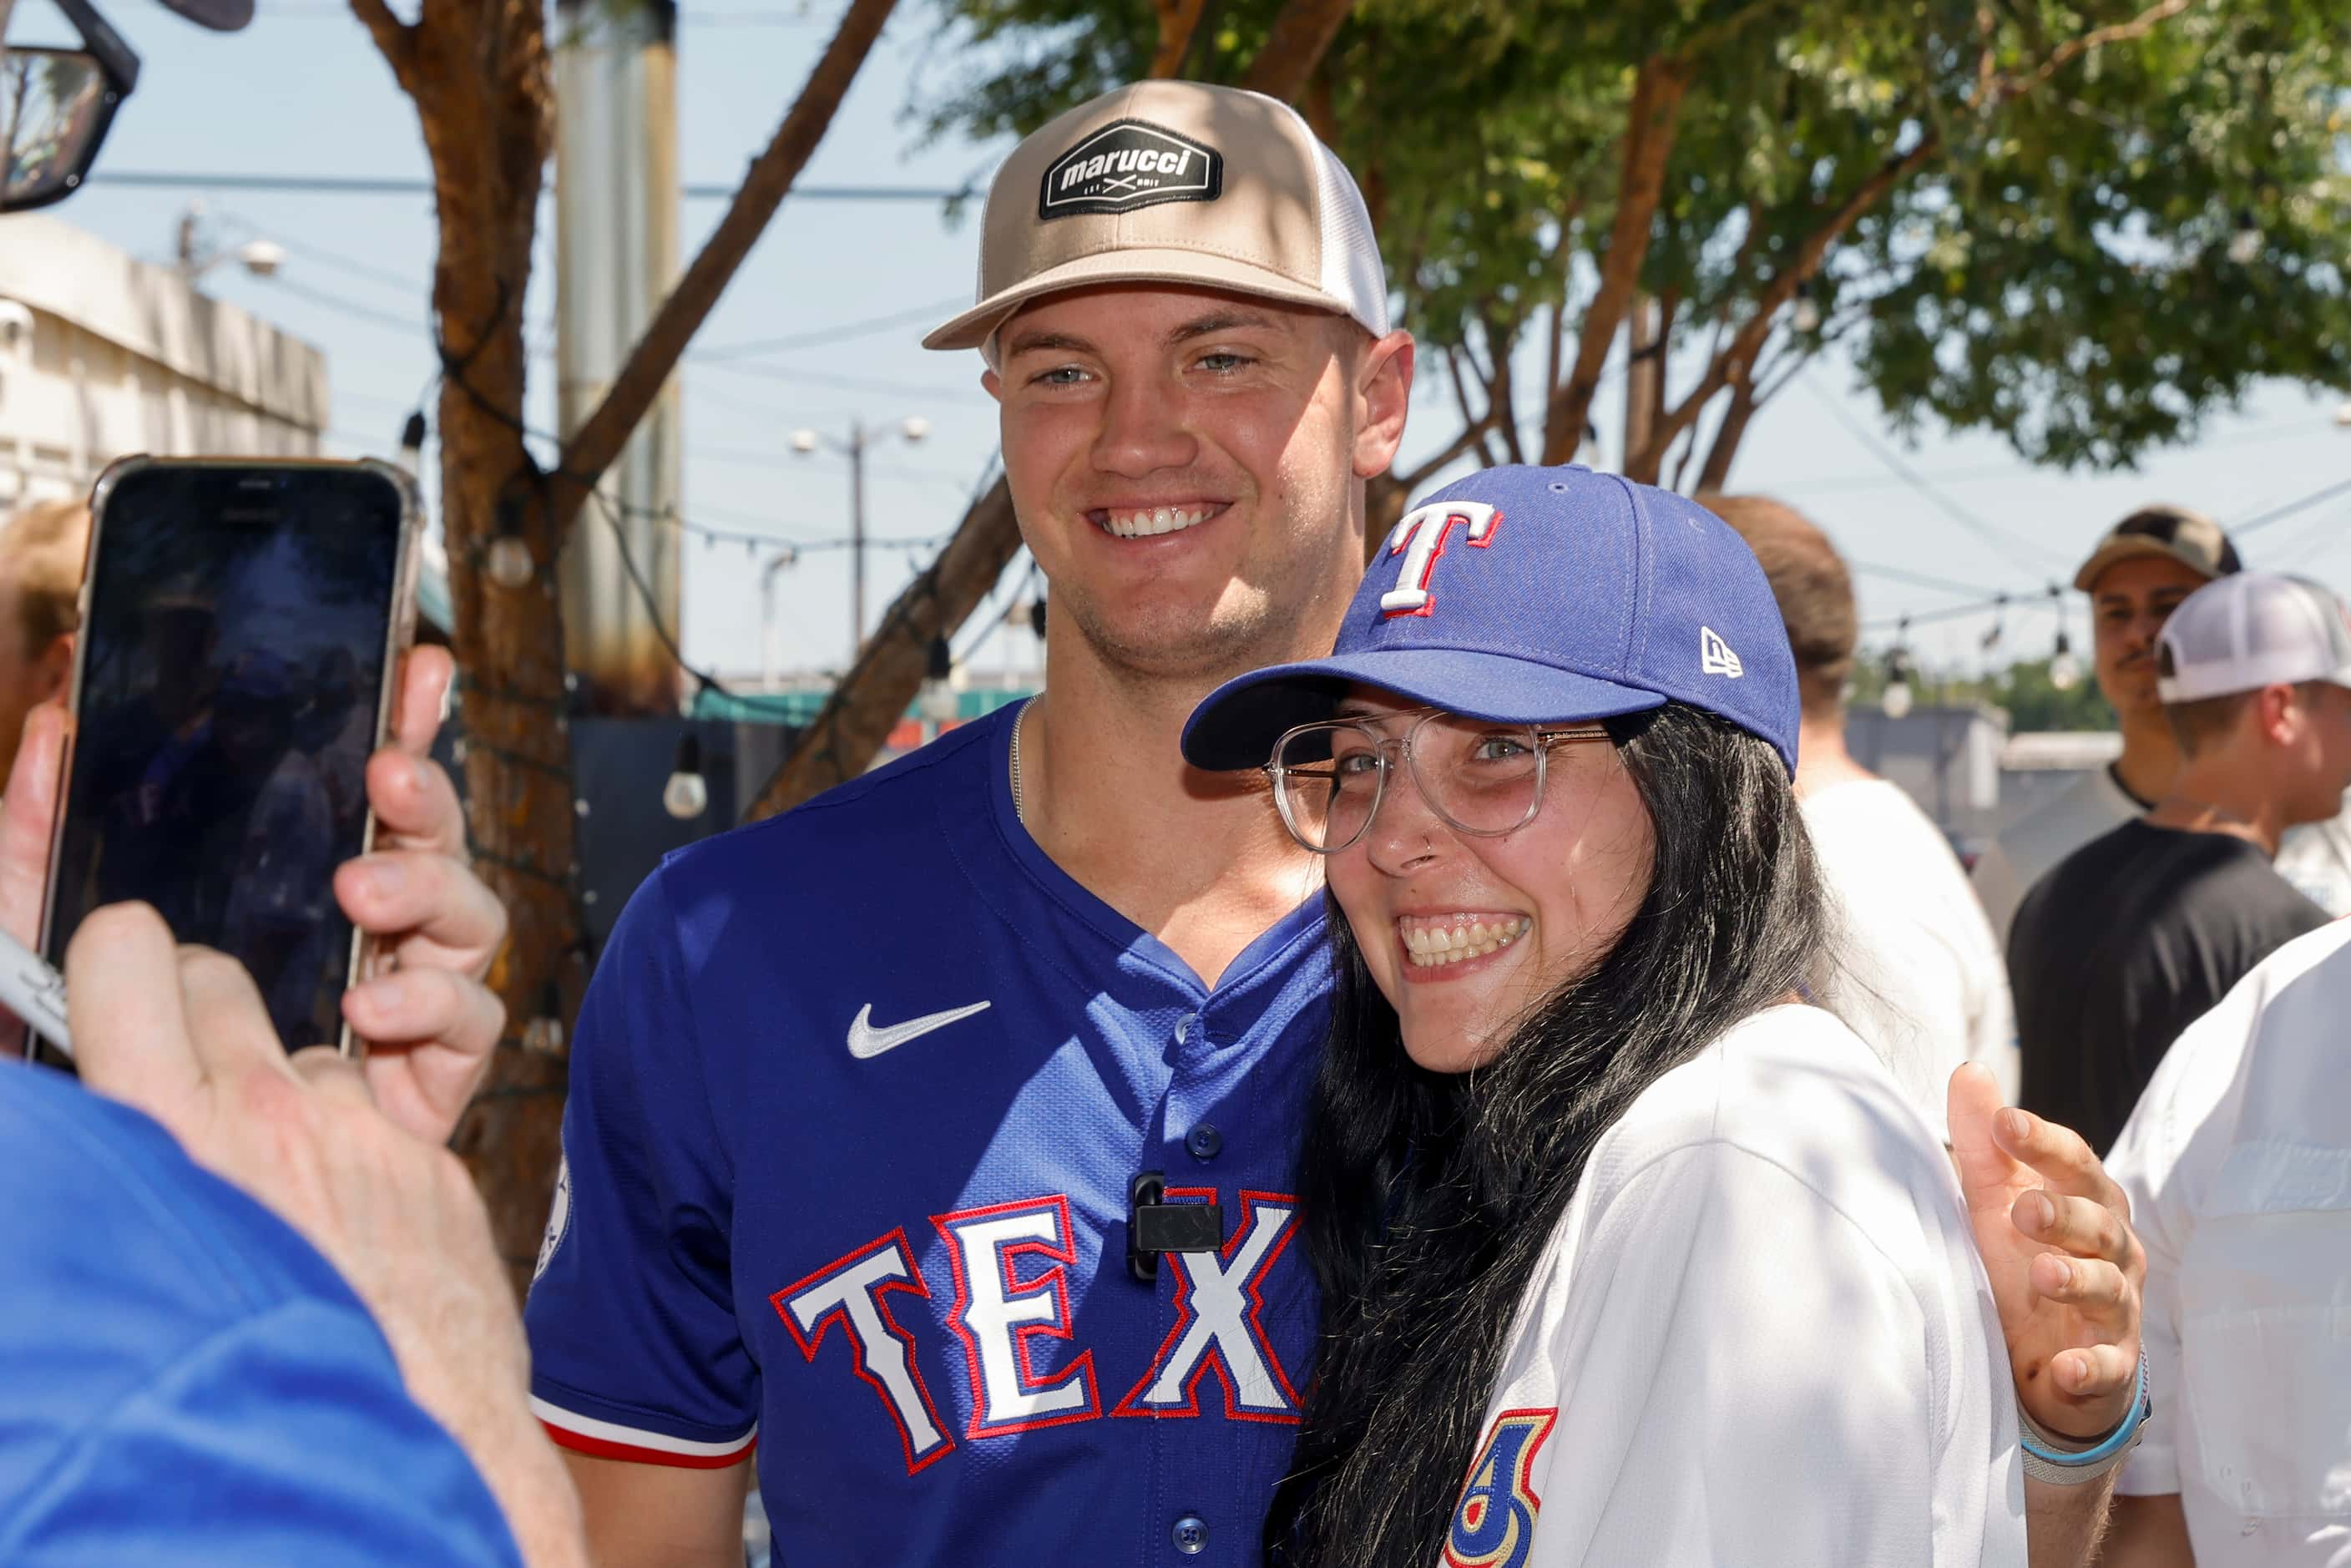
[554,0,683,715]
[791,413,927,667]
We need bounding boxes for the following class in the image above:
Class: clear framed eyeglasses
[1262,708,1615,855]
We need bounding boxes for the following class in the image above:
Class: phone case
[42,454,428,1060]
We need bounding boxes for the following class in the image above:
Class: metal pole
[849,418,867,662]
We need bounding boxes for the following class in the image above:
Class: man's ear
[1352,329,1415,481]
[32,635,71,703]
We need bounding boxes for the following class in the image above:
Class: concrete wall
[0,213,326,506]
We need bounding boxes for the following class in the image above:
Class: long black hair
[1268,701,1830,1566]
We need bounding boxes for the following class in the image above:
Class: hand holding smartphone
[35,458,423,1060]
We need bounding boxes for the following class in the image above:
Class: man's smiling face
[986,283,1407,684]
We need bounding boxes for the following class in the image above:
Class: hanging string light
[662,733,709,821]
[1883,616,1916,719]
[2046,582,2082,691]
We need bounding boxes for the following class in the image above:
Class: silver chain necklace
[1009,698,1030,826]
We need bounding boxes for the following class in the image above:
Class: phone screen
[45,463,408,1052]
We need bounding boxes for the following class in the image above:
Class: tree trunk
[359,0,905,1291]
[1149,0,1209,78]
[1239,0,1358,100]
[355,0,570,1291]
[1540,55,1691,464]
[746,478,1021,818]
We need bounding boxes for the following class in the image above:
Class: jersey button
[1174,1011,1199,1046]
[1185,1123,1223,1161]
[1170,1514,1209,1555]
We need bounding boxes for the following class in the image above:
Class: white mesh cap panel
[2158,573,2351,702]
[1312,140,1390,337]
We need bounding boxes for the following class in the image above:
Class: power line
[2233,473,2351,536]
[91,170,970,202]
[1847,559,2011,599]
[1802,376,2070,570]
[259,274,430,337]
[691,296,967,362]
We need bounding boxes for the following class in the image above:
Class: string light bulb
[2227,211,2263,266]
[486,499,534,589]
[2050,630,2081,691]
[2045,582,2080,690]
[521,981,565,1055]
[1791,280,1823,334]
[663,733,709,821]
[1882,622,1916,720]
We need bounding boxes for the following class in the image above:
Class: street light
[788,415,928,665]
[173,201,285,281]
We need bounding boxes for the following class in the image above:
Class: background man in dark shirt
[2011,571,2351,1153]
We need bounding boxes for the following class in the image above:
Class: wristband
[2018,1352,2150,1485]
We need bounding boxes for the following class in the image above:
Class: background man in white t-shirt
[1973,506,2351,938]
[2100,918,2351,1566]
[1710,493,2017,1130]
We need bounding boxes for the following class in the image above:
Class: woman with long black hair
[1181,465,2149,1566]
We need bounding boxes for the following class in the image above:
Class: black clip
[1126,1170,1224,1284]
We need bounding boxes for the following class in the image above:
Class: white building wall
[0,213,326,507]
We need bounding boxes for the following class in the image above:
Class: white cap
[2156,572,2351,704]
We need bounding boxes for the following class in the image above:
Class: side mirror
[2,48,127,214]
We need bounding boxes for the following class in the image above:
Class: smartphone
[36,457,424,1060]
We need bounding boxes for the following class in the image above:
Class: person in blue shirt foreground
[530,82,2147,1566]
[0,649,587,1566]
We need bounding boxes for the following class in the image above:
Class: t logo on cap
[1381,502,1502,618]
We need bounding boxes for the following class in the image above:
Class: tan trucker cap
[2072,503,2242,593]
[922,81,1389,357]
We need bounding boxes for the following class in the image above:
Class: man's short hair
[0,499,89,660]
[2162,677,2331,756]
[1701,493,1857,718]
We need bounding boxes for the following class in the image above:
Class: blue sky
[16,0,2351,689]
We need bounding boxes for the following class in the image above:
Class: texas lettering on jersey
[773,1188,1302,1474]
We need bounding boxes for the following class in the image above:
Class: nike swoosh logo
[847,1000,993,1060]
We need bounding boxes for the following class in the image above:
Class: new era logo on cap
[1039,119,1222,219]
[1701,627,1744,678]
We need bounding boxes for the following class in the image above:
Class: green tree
[921,0,2351,514]
[1991,657,2120,732]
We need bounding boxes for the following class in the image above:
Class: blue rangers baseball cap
[1181,463,1800,776]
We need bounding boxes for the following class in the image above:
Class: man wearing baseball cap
[527,82,2145,1565]
[2008,572,2351,1156]
[1974,506,2351,938]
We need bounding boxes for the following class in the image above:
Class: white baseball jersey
[1804,777,2019,1136]
[2106,918,2351,1565]
[1446,1005,2026,1567]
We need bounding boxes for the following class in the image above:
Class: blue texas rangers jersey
[525,703,1333,1564]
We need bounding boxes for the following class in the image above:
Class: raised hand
[331,646,508,1144]
[1948,1062,2146,1439]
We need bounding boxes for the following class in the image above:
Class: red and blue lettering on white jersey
[524,705,1331,1564]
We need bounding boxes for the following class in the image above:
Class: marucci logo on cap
[1038,119,1222,220]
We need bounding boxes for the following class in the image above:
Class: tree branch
[1632,129,1939,475]
[546,0,899,543]
[1541,54,1692,463]
[1990,0,2191,104]
[1149,0,1211,79]
[747,476,1022,819]
[1240,0,1360,102]
[349,0,418,91]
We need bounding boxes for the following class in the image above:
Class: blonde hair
[0,498,89,659]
